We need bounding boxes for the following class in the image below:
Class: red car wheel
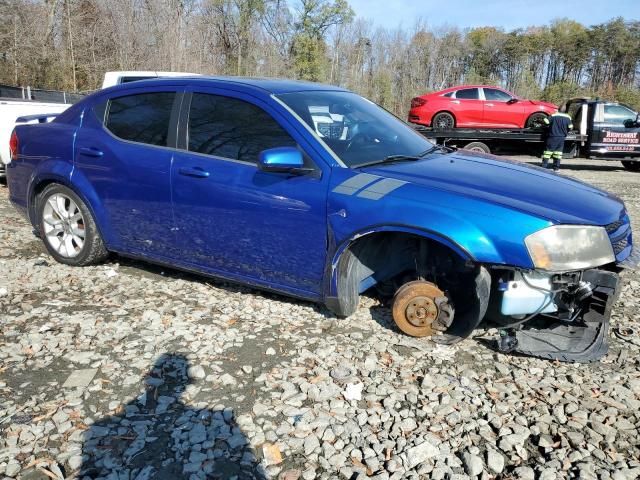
[432,112,455,130]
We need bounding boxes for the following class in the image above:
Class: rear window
[119,76,155,84]
[455,88,479,100]
[105,92,175,146]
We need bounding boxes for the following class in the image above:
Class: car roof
[441,85,506,92]
[101,75,350,95]
[420,85,510,97]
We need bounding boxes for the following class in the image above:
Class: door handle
[485,103,494,107]
[451,100,460,104]
[178,166,210,178]
[78,147,104,157]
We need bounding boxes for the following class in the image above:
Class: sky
[347,0,640,30]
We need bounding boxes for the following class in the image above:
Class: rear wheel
[526,112,548,129]
[37,184,108,266]
[463,141,491,154]
[432,112,455,131]
[621,161,640,172]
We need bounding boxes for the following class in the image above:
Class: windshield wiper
[354,154,424,169]
[422,144,455,154]
[354,147,440,169]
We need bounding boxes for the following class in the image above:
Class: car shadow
[111,254,332,317]
[367,301,402,334]
[80,353,267,480]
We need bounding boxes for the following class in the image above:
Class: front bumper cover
[498,269,621,363]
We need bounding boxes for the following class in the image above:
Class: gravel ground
[1,157,640,480]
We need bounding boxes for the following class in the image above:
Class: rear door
[482,88,524,128]
[589,103,640,159]
[170,89,329,297]
[450,88,484,126]
[72,87,182,256]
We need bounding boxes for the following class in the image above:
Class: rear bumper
[407,108,430,127]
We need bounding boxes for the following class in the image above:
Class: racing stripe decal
[356,178,408,200]
[332,173,381,195]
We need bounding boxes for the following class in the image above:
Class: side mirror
[258,147,310,174]
[507,98,518,105]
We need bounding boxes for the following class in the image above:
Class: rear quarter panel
[7,120,78,221]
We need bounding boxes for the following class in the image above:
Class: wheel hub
[391,281,455,337]
[405,296,439,327]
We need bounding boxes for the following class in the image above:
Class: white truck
[0,71,196,178]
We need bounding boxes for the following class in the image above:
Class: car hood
[361,151,624,226]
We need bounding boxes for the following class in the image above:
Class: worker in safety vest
[541,107,573,171]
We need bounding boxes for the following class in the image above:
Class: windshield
[277,91,435,168]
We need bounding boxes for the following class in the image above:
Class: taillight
[9,130,18,161]
[411,97,427,108]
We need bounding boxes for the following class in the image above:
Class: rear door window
[105,92,175,146]
[187,93,297,163]
[454,88,479,100]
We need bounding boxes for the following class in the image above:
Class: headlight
[525,225,615,271]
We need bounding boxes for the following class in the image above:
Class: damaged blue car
[7,77,636,362]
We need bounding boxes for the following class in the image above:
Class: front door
[170,90,329,298]
[73,88,181,256]
[590,103,640,159]
[482,88,524,128]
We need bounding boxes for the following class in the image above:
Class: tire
[463,141,491,154]
[36,183,108,266]
[621,161,640,172]
[330,248,360,318]
[526,112,548,129]
[432,112,455,131]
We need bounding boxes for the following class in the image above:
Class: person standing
[541,107,574,171]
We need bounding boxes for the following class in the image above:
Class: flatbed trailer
[413,125,586,155]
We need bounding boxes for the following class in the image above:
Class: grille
[612,237,629,255]
[605,220,624,234]
[606,214,631,257]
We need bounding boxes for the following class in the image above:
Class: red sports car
[409,85,557,130]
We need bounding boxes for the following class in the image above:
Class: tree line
[1,0,639,116]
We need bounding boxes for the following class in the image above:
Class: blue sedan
[6,76,636,362]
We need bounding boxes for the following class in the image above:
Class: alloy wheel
[42,193,86,258]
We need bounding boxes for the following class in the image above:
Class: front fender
[324,224,476,302]
[324,169,552,299]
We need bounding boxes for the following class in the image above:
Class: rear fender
[28,166,115,247]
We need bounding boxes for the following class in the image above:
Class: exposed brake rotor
[391,281,454,337]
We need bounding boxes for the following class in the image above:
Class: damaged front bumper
[489,267,626,363]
